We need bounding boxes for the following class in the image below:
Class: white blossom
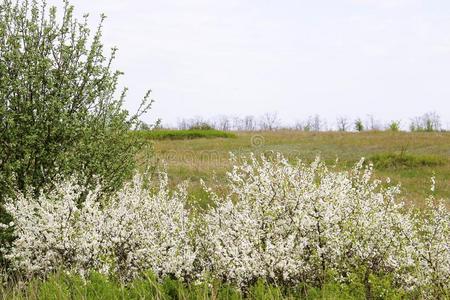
[2,174,196,282]
[1,154,449,298]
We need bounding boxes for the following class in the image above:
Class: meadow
[145,130,450,207]
[2,130,450,300]
[2,1,449,298]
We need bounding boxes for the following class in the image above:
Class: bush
[189,122,215,131]
[202,155,448,298]
[201,156,410,288]
[130,129,236,140]
[369,152,446,169]
[1,154,449,298]
[1,174,195,281]
[387,121,400,132]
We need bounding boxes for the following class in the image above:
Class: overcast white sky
[48,0,450,128]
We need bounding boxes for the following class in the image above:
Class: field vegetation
[0,271,413,300]
[149,131,450,207]
[1,0,449,299]
[2,153,449,299]
[130,129,236,140]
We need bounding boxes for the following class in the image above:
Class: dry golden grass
[139,130,450,207]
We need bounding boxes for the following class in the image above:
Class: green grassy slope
[140,131,450,206]
[130,129,236,140]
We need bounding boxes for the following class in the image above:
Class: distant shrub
[387,121,401,132]
[139,122,152,131]
[189,122,215,130]
[130,129,236,140]
[369,152,446,169]
[177,118,215,130]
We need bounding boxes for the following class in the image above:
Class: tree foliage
[0,0,152,202]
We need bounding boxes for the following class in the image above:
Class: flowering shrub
[1,154,449,298]
[404,199,450,297]
[1,174,196,281]
[102,174,196,280]
[201,155,414,288]
[1,180,105,276]
[200,154,448,298]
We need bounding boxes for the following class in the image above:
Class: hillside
[142,131,450,206]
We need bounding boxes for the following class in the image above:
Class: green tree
[354,118,364,132]
[0,0,153,255]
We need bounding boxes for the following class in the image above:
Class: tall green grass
[369,152,446,169]
[1,271,412,300]
[130,129,236,140]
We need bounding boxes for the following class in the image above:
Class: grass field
[143,130,450,207]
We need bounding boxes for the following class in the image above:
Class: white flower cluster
[2,174,196,281]
[2,154,449,297]
[201,154,449,297]
[202,155,406,285]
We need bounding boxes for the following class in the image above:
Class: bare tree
[410,112,441,132]
[259,112,280,131]
[177,118,189,130]
[311,115,324,131]
[336,116,349,132]
[216,115,231,131]
[294,120,305,131]
[231,116,244,131]
[293,115,323,131]
[243,115,256,131]
[365,115,382,131]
